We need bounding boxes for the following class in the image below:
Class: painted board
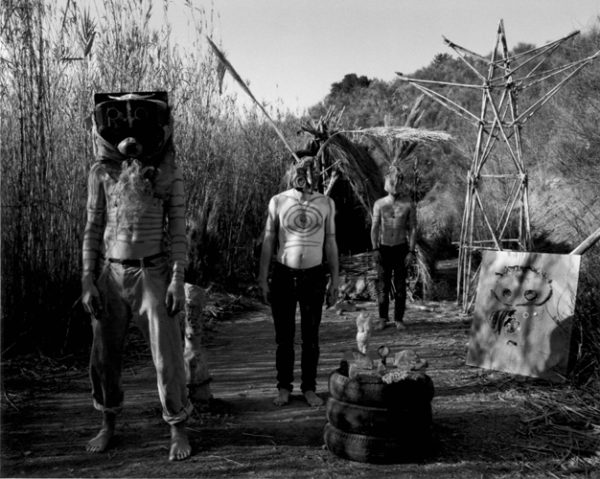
[466,250,580,381]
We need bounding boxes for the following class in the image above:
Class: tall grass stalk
[0,0,297,355]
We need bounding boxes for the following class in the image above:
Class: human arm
[370,201,382,263]
[258,197,277,304]
[324,197,340,307]
[81,164,106,317]
[370,201,381,251]
[165,166,187,315]
[405,202,418,265]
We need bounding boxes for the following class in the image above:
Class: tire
[326,397,432,438]
[328,368,434,408]
[323,422,429,464]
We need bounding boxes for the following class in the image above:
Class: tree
[329,73,371,96]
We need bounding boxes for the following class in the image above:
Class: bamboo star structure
[397,20,600,310]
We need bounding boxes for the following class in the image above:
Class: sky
[172,1,600,114]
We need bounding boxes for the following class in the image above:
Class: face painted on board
[488,265,553,337]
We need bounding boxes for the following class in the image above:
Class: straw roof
[300,105,453,220]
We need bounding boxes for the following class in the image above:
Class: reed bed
[0,0,296,355]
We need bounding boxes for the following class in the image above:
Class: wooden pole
[206,36,301,163]
[570,227,600,255]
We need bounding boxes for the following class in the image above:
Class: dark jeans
[270,262,327,393]
[375,243,409,323]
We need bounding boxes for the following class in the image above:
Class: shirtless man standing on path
[258,156,339,407]
[371,165,417,330]
[81,92,192,461]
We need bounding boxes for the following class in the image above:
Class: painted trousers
[270,262,327,393]
[90,257,192,425]
[375,243,409,323]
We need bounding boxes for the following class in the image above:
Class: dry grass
[520,386,600,460]
[348,126,452,144]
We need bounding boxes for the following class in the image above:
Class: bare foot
[169,422,191,461]
[303,390,323,407]
[273,388,290,406]
[395,321,407,330]
[86,413,115,453]
[86,428,113,453]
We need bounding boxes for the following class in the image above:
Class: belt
[108,252,165,268]
[274,262,324,276]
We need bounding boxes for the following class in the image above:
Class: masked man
[81,92,192,461]
[371,165,417,330]
[258,155,339,407]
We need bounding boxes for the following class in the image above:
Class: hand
[81,275,102,318]
[166,280,185,316]
[405,250,416,267]
[372,249,381,264]
[326,277,339,308]
[259,278,270,305]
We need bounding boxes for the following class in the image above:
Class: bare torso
[102,182,166,259]
[372,195,415,247]
[83,161,187,272]
[268,189,335,269]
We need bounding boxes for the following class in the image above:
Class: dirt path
[1,299,595,478]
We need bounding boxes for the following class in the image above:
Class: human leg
[133,260,192,460]
[375,247,393,323]
[87,264,130,452]
[392,244,409,326]
[270,264,298,403]
[298,266,326,405]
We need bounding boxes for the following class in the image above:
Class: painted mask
[290,157,319,193]
[93,91,171,161]
[384,166,403,195]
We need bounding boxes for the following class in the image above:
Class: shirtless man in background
[258,156,339,407]
[371,165,417,330]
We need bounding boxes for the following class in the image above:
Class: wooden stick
[495,177,519,234]
[397,79,481,124]
[442,35,489,62]
[474,188,502,250]
[515,52,600,125]
[483,89,523,173]
[206,36,300,163]
[396,74,483,89]
[570,227,600,255]
[443,36,488,82]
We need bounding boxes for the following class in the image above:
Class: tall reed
[0,0,298,355]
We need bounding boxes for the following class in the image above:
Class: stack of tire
[324,365,435,464]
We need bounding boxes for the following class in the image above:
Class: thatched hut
[297,104,454,299]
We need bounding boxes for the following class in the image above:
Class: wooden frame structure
[397,20,600,310]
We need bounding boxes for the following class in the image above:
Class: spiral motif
[282,203,322,236]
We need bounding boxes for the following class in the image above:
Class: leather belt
[108,252,165,268]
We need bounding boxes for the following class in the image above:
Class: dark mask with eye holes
[93,91,171,163]
[290,156,319,193]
